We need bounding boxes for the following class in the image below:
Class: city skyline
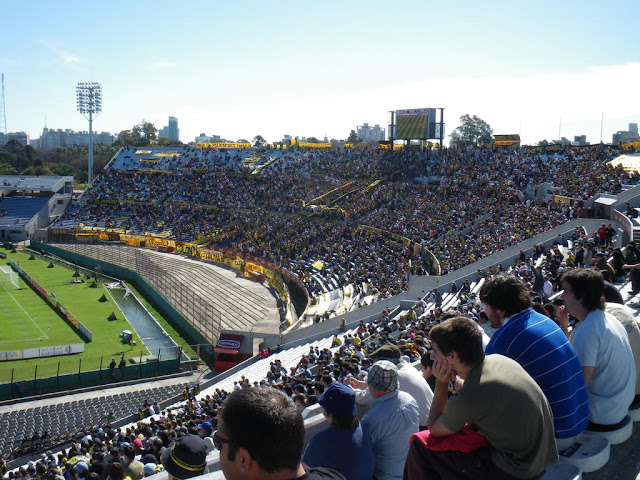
[1,0,639,146]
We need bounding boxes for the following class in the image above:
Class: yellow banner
[550,194,575,206]
[153,151,181,157]
[135,150,152,155]
[197,142,251,149]
[379,143,404,150]
[140,158,159,162]
[299,142,332,148]
[245,262,265,275]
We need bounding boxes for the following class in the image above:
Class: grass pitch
[0,249,150,380]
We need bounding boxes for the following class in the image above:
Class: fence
[0,345,188,400]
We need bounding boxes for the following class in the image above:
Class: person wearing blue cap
[303,383,374,480]
[198,421,213,438]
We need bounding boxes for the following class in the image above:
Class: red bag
[412,425,489,453]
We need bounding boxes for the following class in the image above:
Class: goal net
[0,265,19,290]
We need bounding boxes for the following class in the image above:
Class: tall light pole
[76,82,102,185]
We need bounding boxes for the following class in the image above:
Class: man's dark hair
[438,310,461,322]
[479,274,531,316]
[106,463,123,480]
[122,445,135,461]
[220,387,304,473]
[429,317,485,366]
[561,268,605,311]
[420,352,433,369]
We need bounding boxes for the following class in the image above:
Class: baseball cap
[318,383,357,417]
[198,421,212,434]
[143,463,157,476]
[73,462,89,474]
[367,360,398,393]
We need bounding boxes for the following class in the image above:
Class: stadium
[2,140,640,480]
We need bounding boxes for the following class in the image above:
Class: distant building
[356,123,385,142]
[612,123,639,144]
[35,128,113,149]
[195,133,221,143]
[572,135,589,146]
[159,116,179,141]
[0,131,29,146]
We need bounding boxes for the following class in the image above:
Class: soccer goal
[0,265,19,290]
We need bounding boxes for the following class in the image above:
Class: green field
[0,249,151,380]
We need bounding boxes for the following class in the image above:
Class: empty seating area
[0,196,49,226]
[51,243,281,338]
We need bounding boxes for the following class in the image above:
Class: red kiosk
[214,333,250,372]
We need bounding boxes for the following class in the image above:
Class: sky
[1,0,640,146]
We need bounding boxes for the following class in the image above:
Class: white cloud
[39,40,81,64]
[305,62,640,145]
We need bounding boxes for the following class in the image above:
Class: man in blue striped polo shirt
[481,274,589,450]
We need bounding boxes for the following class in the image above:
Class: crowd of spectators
[1,405,213,480]
[54,143,636,302]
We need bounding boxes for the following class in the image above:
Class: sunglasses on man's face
[212,431,238,451]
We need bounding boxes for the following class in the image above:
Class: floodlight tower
[76,82,102,184]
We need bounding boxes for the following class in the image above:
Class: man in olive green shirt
[404,317,558,480]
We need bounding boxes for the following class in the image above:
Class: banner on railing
[0,343,84,362]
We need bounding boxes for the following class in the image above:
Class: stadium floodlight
[76,82,102,184]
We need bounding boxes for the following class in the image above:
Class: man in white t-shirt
[560,268,636,429]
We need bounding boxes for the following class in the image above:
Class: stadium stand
[0,175,73,242]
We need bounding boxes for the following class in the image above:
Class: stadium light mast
[76,82,102,184]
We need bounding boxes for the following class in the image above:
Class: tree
[114,129,134,146]
[449,114,494,148]
[141,122,157,145]
[114,121,157,147]
[306,137,320,143]
[157,136,171,146]
[45,162,75,176]
[253,135,266,148]
[237,139,249,144]
[2,139,30,172]
[347,130,362,143]
[0,163,17,175]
